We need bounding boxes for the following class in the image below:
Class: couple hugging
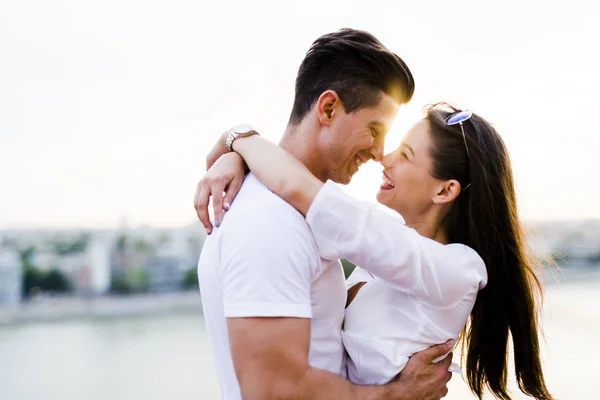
[194,28,552,400]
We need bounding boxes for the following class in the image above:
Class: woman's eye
[370,128,378,138]
[399,151,408,159]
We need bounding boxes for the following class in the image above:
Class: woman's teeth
[382,175,395,188]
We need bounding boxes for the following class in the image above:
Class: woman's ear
[316,90,343,126]
[433,179,461,204]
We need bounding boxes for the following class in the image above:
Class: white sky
[1,0,599,228]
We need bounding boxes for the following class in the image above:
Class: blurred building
[145,255,185,293]
[0,248,22,306]
[31,236,111,295]
[144,228,201,293]
[88,238,111,294]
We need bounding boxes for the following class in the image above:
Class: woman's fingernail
[215,219,221,228]
[224,203,230,211]
[448,339,455,347]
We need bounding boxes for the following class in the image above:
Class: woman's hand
[194,152,246,234]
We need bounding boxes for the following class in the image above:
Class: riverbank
[0,291,202,326]
[2,265,600,327]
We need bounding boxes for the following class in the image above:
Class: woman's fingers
[223,176,244,212]
[196,152,247,233]
[194,179,213,234]
[210,176,229,228]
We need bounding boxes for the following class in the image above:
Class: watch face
[233,124,253,135]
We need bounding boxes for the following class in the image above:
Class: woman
[197,103,553,400]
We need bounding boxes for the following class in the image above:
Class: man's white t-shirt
[198,173,347,400]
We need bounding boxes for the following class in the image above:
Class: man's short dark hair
[288,28,415,126]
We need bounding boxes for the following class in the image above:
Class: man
[195,29,453,400]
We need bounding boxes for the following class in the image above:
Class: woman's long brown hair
[425,103,553,400]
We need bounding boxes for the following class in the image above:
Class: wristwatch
[226,124,259,151]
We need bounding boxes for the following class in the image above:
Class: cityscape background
[1,220,600,399]
[2,219,600,317]
[1,0,599,399]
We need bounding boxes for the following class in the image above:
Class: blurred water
[1,279,598,400]
[0,313,219,400]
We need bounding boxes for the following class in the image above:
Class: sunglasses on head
[445,110,472,191]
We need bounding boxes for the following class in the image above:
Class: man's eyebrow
[368,121,389,132]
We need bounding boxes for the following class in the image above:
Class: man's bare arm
[228,317,453,400]
[229,316,393,400]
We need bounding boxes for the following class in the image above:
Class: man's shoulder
[237,173,283,202]
[212,175,323,278]
[229,174,306,221]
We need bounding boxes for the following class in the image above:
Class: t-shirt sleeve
[305,180,487,308]
[221,205,319,318]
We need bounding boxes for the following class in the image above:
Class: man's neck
[279,119,329,183]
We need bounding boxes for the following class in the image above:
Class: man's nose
[370,145,384,162]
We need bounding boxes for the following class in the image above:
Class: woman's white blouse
[305,180,488,385]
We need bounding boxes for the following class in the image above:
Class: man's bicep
[228,317,311,400]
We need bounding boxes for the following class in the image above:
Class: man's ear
[432,179,461,205]
[316,90,343,126]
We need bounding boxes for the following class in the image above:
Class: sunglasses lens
[446,110,473,125]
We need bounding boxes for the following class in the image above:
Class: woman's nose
[380,152,393,167]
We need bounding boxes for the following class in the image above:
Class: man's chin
[330,174,352,185]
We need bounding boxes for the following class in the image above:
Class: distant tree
[110,275,132,295]
[182,267,199,290]
[22,266,72,297]
[341,259,356,279]
[42,269,72,293]
[126,267,149,292]
[134,239,154,254]
[53,233,90,255]
[12,244,40,298]
[116,234,128,252]
[18,245,36,268]
[109,267,149,295]
[22,266,44,298]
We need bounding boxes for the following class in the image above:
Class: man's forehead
[374,94,401,120]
